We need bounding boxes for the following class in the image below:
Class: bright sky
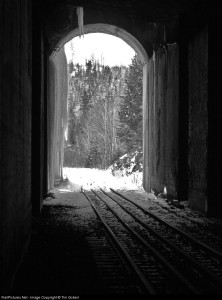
[64,33,135,67]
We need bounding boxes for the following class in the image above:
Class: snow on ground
[63,167,143,192]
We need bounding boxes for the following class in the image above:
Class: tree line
[64,54,143,169]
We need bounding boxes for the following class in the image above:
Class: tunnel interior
[1,0,222,294]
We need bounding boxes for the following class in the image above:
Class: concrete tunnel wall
[143,44,179,199]
[48,47,68,190]
[0,0,32,293]
[188,26,208,214]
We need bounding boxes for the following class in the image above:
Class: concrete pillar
[48,48,68,189]
[47,58,56,189]
[143,45,179,199]
[143,63,150,192]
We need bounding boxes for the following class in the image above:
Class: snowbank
[63,167,143,192]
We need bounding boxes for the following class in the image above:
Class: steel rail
[82,191,156,295]
[91,189,200,294]
[110,188,222,260]
[101,188,222,290]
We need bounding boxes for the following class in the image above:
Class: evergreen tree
[80,89,92,116]
[118,54,143,152]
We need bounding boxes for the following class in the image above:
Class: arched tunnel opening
[33,2,211,217]
[50,28,147,194]
[48,23,181,203]
[1,0,222,295]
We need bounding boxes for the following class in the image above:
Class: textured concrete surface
[188,26,208,214]
[48,47,68,190]
[0,0,32,293]
[144,44,179,199]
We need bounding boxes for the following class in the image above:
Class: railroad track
[138,192,222,252]
[82,188,222,295]
[85,234,142,294]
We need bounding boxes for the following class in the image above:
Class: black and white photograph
[0,0,222,297]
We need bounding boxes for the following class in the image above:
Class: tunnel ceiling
[41,0,200,23]
[37,0,208,55]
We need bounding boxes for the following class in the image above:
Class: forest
[64,54,143,171]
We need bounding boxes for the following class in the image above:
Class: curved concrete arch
[49,23,150,194]
[51,23,149,65]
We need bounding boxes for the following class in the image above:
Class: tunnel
[1,0,222,294]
